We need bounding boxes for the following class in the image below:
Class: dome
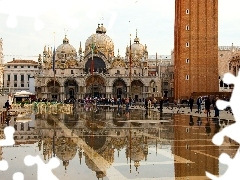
[56,35,77,61]
[131,30,145,56]
[55,137,77,162]
[126,30,147,61]
[85,24,114,59]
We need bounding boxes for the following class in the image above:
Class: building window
[21,66,24,68]
[186,25,189,30]
[21,84,24,87]
[134,70,137,74]
[71,70,74,74]
[186,9,189,14]
[14,66,17,68]
[7,74,10,81]
[186,75,189,80]
[27,75,30,80]
[153,88,155,92]
[14,75,17,81]
[14,83,17,87]
[7,66,10,68]
[21,75,24,81]
[186,58,189,63]
[28,66,30,68]
[116,70,120,74]
[186,42,189,47]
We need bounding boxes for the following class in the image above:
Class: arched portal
[131,80,144,101]
[47,80,60,101]
[149,80,157,97]
[112,79,127,99]
[85,56,107,73]
[64,79,78,100]
[85,75,106,98]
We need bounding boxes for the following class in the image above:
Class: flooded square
[0,104,237,179]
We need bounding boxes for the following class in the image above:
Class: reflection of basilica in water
[36,24,161,101]
[34,107,174,175]
[1,107,236,179]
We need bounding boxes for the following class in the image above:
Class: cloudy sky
[0,0,240,62]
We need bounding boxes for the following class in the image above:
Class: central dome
[85,24,114,59]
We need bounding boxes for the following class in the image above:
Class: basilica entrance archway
[85,75,106,98]
[47,80,60,101]
[131,80,144,101]
[64,79,78,100]
[112,79,127,99]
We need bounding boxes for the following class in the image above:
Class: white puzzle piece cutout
[0,126,15,146]
[24,155,60,180]
[0,126,15,172]
[206,72,240,179]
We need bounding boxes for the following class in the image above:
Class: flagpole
[91,37,94,98]
[53,32,56,102]
[91,37,94,75]
[129,34,132,98]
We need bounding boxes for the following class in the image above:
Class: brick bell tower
[174,1,219,101]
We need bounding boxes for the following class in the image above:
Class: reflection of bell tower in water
[174,0,219,100]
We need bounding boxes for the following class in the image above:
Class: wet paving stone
[0,106,237,179]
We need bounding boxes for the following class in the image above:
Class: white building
[3,58,38,94]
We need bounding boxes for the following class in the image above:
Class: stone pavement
[125,104,235,121]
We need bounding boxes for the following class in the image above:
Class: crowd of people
[188,96,222,117]
[5,95,228,119]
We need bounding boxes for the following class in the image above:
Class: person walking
[125,98,130,112]
[188,96,194,112]
[145,99,148,110]
[214,97,220,117]
[196,96,202,113]
[205,96,211,117]
[159,97,164,113]
[5,100,10,111]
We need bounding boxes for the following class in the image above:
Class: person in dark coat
[205,96,211,117]
[213,97,220,117]
[5,100,10,111]
[145,99,148,110]
[159,97,164,112]
[188,97,194,112]
[196,96,202,113]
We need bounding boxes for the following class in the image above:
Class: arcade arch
[85,75,106,98]
[64,79,78,100]
[112,79,127,99]
[46,80,60,101]
[131,80,144,101]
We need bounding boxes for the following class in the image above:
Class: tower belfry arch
[174,0,219,100]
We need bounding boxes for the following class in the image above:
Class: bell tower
[174,1,219,100]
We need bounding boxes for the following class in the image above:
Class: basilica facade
[36,24,161,101]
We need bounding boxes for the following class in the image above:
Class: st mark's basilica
[35,24,161,101]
